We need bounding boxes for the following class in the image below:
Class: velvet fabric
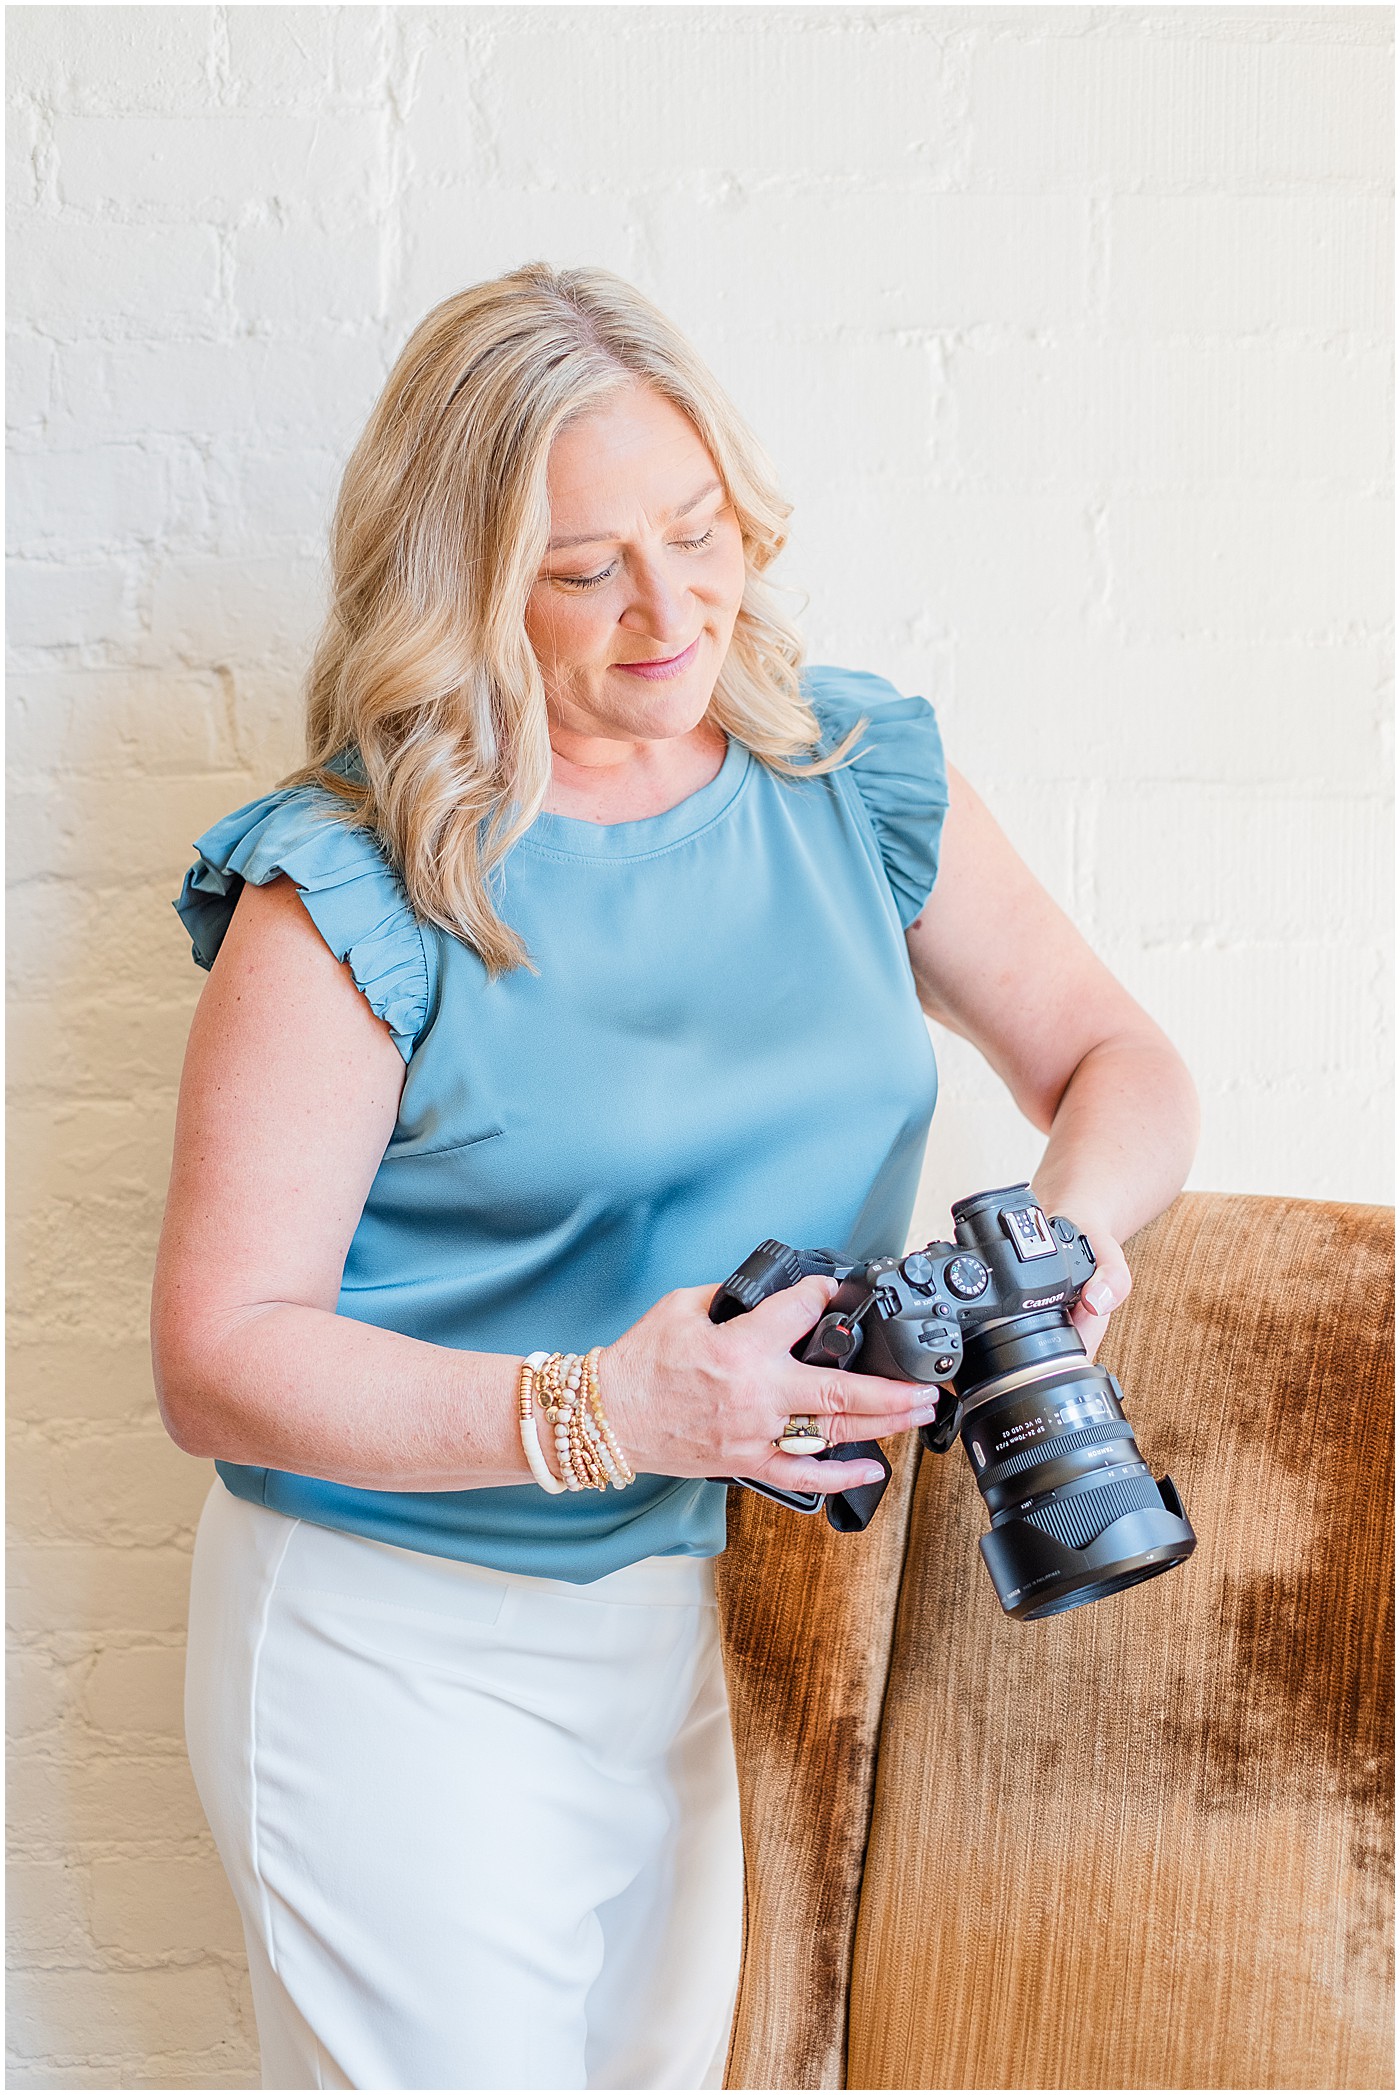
[719,1192,1393,2091]
[715,1437,921,2090]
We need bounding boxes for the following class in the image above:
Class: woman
[153,262,1197,2091]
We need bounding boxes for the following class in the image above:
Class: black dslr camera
[709,1183,1195,1621]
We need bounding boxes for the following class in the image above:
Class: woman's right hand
[598,1274,944,1496]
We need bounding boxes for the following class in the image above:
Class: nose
[618,552,691,648]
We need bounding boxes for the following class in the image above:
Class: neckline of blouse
[517,732,753,861]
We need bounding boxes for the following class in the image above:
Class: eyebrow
[546,478,724,552]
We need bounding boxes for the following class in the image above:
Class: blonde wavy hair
[286,260,866,977]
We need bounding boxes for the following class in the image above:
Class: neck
[543,718,729,824]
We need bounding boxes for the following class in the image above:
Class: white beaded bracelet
[517,1350,566,1495]
[548,1352,587,1491]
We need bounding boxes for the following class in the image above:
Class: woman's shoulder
[173,778,434,1062]
[797,663,950,929]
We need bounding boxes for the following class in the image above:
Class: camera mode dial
[946,1255,991,1300]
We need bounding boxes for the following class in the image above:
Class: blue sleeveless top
[173,665,949,1581]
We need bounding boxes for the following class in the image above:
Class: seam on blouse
[512,760,753,866]
[410,917,444,1054]
[827,725,951,933]
[382,1126,505,1162]
[825,762,910,940]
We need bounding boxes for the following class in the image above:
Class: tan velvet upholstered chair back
[717,1192,1394,2091]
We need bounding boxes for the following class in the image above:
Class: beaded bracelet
[582,1347,635,1488]
[518,1348,636,1494]
[541,1351,591,1490]
[517,1352,566,1495]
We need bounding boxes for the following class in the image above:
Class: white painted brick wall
[7,7,1392,2084]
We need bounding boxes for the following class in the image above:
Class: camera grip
[820,1439,892,1531]
[719,1441,892,1531]
[708,1242,892,1533]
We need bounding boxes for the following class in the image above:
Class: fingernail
[1083,1279,1115,1315]
[858,1465,884,1485]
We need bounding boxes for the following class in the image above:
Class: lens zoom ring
[982,1423,1132,1490]
[1022,1473,1164,1552]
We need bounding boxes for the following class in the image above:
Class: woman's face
[525,383,748,746]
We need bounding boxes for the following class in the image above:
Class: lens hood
[980,1478,1196,1621]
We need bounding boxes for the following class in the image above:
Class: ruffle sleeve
[801,664,950,928]
[173,787,434,1062]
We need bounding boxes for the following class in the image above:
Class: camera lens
[1022,1561,1174,1618]
[946,1351,1194,1620]
[914,1189,1197,1621]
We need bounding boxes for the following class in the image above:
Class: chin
[606,677,713,734]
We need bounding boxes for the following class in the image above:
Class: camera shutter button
[813,1314,860,1366]
[900,1252,936,1290]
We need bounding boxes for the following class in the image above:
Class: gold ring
[776,1414,829,1456]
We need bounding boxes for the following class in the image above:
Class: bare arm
[905,764,1199,1345]
[151,875,530,1488]
[152,875,933,1494]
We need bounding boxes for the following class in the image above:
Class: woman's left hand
[1068,1225,1132,1362]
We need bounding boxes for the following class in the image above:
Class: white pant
[184,1482,745,2090]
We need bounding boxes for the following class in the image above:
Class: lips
[613,635,701,679]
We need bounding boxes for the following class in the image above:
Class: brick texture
[7,6,1392,2084]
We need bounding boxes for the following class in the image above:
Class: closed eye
[552,527,719,591]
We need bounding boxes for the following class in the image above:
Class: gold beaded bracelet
[583,1347,635,1488]
[517,1353,566,1495]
